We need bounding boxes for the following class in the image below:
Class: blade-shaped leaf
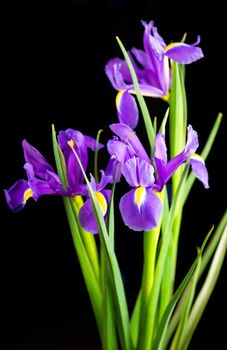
[153,226,214,350]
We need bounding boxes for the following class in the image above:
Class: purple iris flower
[78,171,112,234]
[105,20,203,98]
[153,125,209,190]
[119,157,162,231]
[4,140,69,212]
[58,129,103,192]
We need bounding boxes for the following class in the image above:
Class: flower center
[134,186,146,210]
[23,188,33,202]
[95,191,107,216]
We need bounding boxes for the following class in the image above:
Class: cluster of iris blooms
[5,20,207,234]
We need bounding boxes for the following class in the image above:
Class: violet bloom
[58,129,103,193]
[4,140,69,212]
[78,172,112,234]
[105,20,203,98]
[120,157,162,231]
[153,125,209,191]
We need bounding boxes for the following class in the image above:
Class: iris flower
[78,171,112,234]
[5,129,102,212]
[107,124,208,231]
[4,140,69,212]
[105,20,203,98]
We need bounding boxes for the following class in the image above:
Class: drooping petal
[107,138,135,163]
[121,157,155,188]
[190,154,209,188]
[4,179,31,212]
[116,90,139,129]
[105,156,122,183]
[84,135,104,151]
[78,199,99,234]
[119,187,162,231]
[110,123,150,163]
[24,163,68,199]
[22,140,54,179]
[164,41,204,64]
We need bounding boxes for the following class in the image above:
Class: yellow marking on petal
[115,89,125,109]
[95,191,107,216]
[134,186,146,210]
[111,154,116,159]
[164,42,183,53]
[124,131,136,143]
[191,153,205,163]
[24,188,33,202]
[68,139,74,148]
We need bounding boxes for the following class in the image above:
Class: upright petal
[190,154,209,188]
[119,187,162,231]
[164,40,204,64]
[22,140,54,179]
[116,90,139,129]
[110,123,150,163]
[154,132,167,163]
[121,157,155,188]
[184,125,199,154]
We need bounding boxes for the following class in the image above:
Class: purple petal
[190,154,209,188]
[84,135,104,151]
[79,199,99,234]
[154,132,167,163]
[119,187,162,231]
[4,179,31,212]
[96,171,112,191]
[184,125,199,154]
[107,138,135,163]
[164,42,204,64]
[122,157,155,188]
[110,123,150,163]
[105,156,122,183]
[116,90,139,129]
[22,140,54,179]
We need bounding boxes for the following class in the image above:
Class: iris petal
[119,187,162,231]
[190,154,209,188]
[4,179,30,212]
[164,42,204,64]
[116,90,139,129]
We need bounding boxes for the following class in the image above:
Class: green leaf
[116,36,155,151]
[180,222,227,350]
[52,125,103,338]
[153,226,214,350]
[68,144,132,350]
[161,210,227,349]
[94,129,103,182]
[130,290,141,348]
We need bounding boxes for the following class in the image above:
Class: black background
[1,0,226,349]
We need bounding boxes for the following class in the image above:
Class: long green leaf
[68,144,132,350]
[161,210,227,349]
[153,227,213,350]
[180,223,227,350]
[116,36,155,151]
[52,125,103,338]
